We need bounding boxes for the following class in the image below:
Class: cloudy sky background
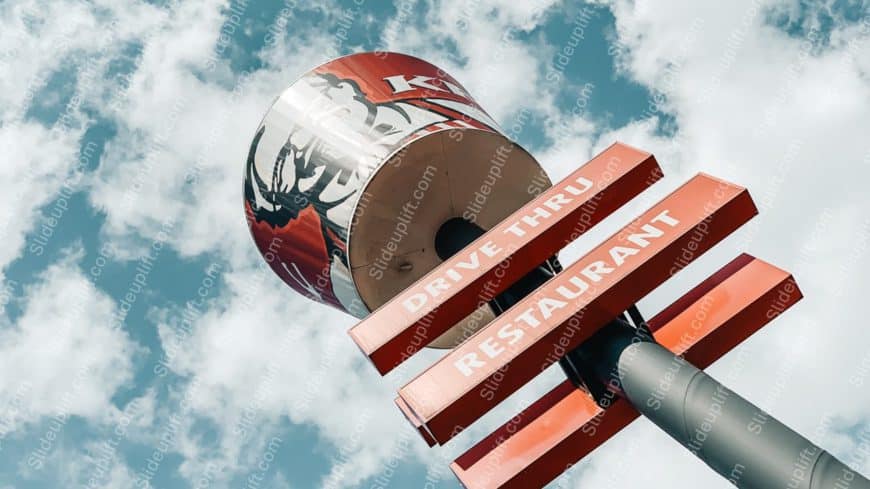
[1,0,869,487]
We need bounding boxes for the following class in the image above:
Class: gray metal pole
[440,221,868,488]
[591,327,870,489]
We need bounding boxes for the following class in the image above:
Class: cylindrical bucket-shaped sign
[244,52,549,345]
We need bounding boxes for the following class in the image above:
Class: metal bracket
[559,305,656,408]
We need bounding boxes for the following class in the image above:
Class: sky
[0,0,869,488]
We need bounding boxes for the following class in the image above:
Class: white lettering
[424,278,450,297]
[384,75,446,94]
[555,276,589,299]
[455,353,485,377]
[627,223,664,247]
[479,241,501,258]
[521,207,552,228]
[453,208,683,377]
[503,221,526,237]
[565,176,593,195]
[479,337,505,359]
[403,293,428,313]
[652,209,679,227]
[609,246,639,266]
[515,308,540,328]
[543,193,572,212]
[497,323,524,345]
[537,298,567,319]
[581,261,614,282]
[455,252,480,270]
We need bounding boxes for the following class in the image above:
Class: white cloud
[379,0,566,124]
[80,1,580,486]
[86,2,349,266]
[0,123,84,273]
[49,441,140,489]
[548,1,870,486]
[0,0,170,274]
[5,0,869,486]
[100,0,870,485]
[151,262,441,487]
[0,248,139,431]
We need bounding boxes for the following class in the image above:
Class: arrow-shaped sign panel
[397,173,758,445]
[349,143,662,374]
[450,254,802,488]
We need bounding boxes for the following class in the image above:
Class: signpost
[245,52,870,488]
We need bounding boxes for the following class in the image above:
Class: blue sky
[0,0,869,488]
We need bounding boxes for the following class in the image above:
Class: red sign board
[349,143,662,374]
[450,254,802,488]
[396,173,758,444]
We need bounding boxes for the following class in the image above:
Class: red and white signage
[396,173,758,444]
[450,254,802,488]
[349,143,662,373]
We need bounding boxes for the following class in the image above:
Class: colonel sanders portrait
[244,72,452,315]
